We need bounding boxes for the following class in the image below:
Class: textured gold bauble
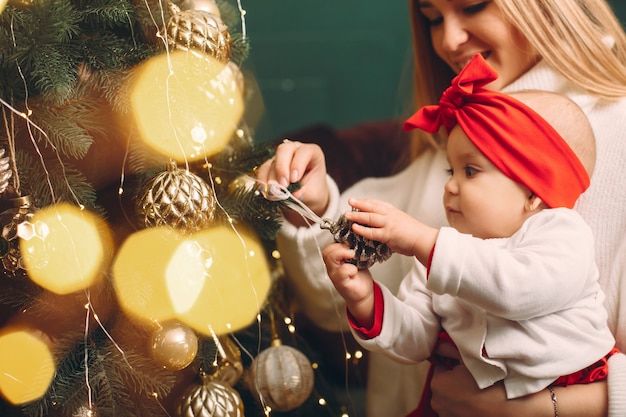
[167,5,231,63]
[176,380,244,417]
[208,336,244,387]
[0,195,37,276]
[177,0,221,17]
[248,339,314,412]
[137,160,216,233]
[149,320,199,371]
[0,148,13,195]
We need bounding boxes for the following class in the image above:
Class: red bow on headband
[403,54,589,209]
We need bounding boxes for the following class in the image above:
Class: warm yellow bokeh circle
[0,329,55,405]
[178,225,272,335]
[19,203,111,295]
[112,225,271,335]
[112,226,181,323]
[127,50,244,162]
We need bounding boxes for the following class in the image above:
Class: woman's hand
[430,362,608,417]
[430,364,513,417]
[256,140,330,227]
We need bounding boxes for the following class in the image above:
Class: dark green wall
[244,1,626,142]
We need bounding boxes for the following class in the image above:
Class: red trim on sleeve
[348,282,384,339]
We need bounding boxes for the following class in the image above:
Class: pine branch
[78,0,136,28]
[217,185,283,241]
[15,150,98,209]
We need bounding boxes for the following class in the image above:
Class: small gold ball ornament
[248,338,314,412]
[207,336,244,387]
[137,160,216,233]
[7,0,34,10]
[166,3,231,63]
[149,320,199,371]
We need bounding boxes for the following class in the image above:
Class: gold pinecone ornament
[166,2,232,63]
[176,378,244,417]
[136,160,216,233]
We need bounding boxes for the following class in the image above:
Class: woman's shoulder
[504,60,626,117]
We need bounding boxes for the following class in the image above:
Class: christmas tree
[0,1,367,416]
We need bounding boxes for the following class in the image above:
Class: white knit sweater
[503,59,626,416]
[277,60,626,417]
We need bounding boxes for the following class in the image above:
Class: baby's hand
[322,242,375,327]
[345,198,439,263]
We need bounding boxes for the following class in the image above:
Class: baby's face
[443,127,533,239]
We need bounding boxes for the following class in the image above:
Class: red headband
[403,54,589,209]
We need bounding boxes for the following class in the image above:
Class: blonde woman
[257,1,626,416]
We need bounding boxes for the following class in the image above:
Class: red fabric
[552,347,619,387]
[409,330,459,417]
[403,54,589,209]
[347,281,384,339]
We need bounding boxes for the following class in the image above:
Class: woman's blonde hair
[406,0,626,155]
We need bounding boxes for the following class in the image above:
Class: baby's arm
[344,198,439,267]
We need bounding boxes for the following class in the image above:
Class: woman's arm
[430,364,608,417]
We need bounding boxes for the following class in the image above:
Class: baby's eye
[464,166,479,177]
[445,168,454,176]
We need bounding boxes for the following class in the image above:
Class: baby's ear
[525,193,543,212]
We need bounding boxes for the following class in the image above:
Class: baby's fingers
[322,243,355,266]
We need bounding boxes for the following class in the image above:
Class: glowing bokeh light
[112,226,181,323]
[127,50,243,162]
[177,226,272,335]
[0,329,55,405]
[19,203,111,295]
[112,225,271,335]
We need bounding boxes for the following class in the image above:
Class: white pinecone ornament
[137,160,216,233]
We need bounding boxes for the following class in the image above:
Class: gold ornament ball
[0,195,36,276]
[208,336,244,387]
[176,380,244,417]
[177,0,221,16]
[167,8,231,63]
[248,340,314,412]
[150,320,199,371]
[227,175,256,195]
[7,0,33,9]
[137,160,216,234]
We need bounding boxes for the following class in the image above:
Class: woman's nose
[440,18,469,53]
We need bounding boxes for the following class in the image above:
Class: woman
[257,1,626,416]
